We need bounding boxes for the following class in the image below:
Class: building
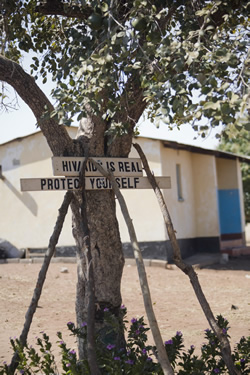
[0,128,249,260]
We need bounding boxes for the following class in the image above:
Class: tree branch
[0,54,73,156]
[35,0,92,20]
[133,142,241,375]
[9,191,73,374]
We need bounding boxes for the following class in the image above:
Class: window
[176,164,184,201]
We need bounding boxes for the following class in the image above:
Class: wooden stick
[133,142,240,375]
[90,158,174,375]
[79,157,101,375]
[9,191,73,374]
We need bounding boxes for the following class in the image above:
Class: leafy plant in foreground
[0,310,249,374]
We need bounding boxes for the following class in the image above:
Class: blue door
[218,189,242,236]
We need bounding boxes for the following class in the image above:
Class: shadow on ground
[204,254,250,271]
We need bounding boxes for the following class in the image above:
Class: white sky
[0,99,221,150]
[0,64,222,149]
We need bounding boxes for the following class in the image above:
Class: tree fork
[133,142,241,375]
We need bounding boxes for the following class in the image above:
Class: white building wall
[1,131,245,250]
[236,158,246,236]
[161,146,196,239]
[0,130,76,249]
[192,154,219,238]
[116,137,166,243]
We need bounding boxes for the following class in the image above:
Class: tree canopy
[0,0,249,143]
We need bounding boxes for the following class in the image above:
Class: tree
[0,0,249,364]
[218,128,250,223]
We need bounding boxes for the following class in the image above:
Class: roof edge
[161,139,250,164]
[1,130,250,164]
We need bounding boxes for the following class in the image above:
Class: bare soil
[0,256,250,366]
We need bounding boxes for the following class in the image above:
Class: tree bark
[0,55,73,156]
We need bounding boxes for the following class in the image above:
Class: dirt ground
[0,256,250,366]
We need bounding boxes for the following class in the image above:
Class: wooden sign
[20,176,171,191]
[52,157,143,177]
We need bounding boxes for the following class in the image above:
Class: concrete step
[25,248,46,258]
[221,246,250,257]
[220,239,243,249]
[27,253,46,258]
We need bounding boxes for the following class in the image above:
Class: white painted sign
[20,176,171,191]
[52,157,143,177]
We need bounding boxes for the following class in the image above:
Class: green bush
[1,308,249,374]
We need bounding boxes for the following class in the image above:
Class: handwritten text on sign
[52,157,143,177]
[20,177,171,191]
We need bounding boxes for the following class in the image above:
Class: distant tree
[219,129,250,223]
[0,0,249,369]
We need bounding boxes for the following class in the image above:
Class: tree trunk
[71,117,129,358]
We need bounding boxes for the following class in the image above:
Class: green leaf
[203,102,220,110]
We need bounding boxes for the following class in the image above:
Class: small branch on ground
[90,158,174,375]
[133,142,241,375]
[9,191,73,374]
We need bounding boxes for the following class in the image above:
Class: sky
[0,95,222,150]
[0,63,222,149]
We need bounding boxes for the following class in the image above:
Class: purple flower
[106,344,115,350]
[59,340,64,345]
[190,345,195,349]
[214,369,220,374]
[240,358,245,363]
[67,321,75,327]
[120,304,126,309]
[176,331,182,337]
[205,328,211,333]
[131,318,137,324]
[142,348,147,355]
[165,340,173,345]
[135,329,140,335]
[66,363,71,367]
[125,359,134,365]
[69,349,76,355]
[81,322,87,327]
[114,356,121,361]
[222,328,227,335]
[147,357,153,362]
[19,371,25,374]
[104,308,109,312]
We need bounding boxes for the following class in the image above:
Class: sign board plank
[20,177,171,191]
[52,157,143,177]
